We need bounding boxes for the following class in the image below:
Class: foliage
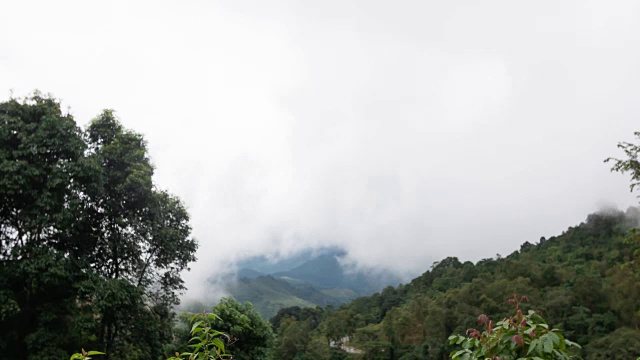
[606,131,640,194]
[167,312,230,360]
[227,275,335,319]
[606,132,640,273]
[209,298,274,359]
[273,316,312,360]
[70,349,105,360]
[448,294,581,360]
[585,327,640,360]
[0,93,197,359]
[169,299,272,360]
[324,309,357,345]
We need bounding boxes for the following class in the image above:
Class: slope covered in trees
[269,208,640,359]
[227,275,339,318]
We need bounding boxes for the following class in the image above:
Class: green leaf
[191,320,203,334]
[564,339,581,348]
[190,313,201,323]
[543,336,553,353]
[452,349,467,358]
[211,338,226,352]
[527,339,539,355]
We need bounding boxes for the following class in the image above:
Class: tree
[169,299,273,360]
[209,298,274,360]
[0,94,90,359]
[606,133,640,267]
[586,327,640,360]
[324,309,357,346]
[606,131,640,194]
[609,266,640,330]
[0,94,197,359]
[73,110,197,359]
[273,316,312,360]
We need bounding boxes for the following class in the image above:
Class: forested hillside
[227,275,339,318]
[268,208,640,359]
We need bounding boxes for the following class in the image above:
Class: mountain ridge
[227,248,402,318]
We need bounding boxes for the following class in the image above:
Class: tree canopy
[0,94,197,359]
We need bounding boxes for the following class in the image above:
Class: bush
[448,294,581,360]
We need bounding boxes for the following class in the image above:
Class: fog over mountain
[2,0,640,302]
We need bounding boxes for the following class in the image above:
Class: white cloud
[2,0,640,297]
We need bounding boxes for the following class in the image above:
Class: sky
[2,0,640,298]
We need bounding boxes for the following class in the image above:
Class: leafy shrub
[70,349,105,360]
[167,312,230,360]
[448,294,581,360]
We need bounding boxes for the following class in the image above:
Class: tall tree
[0,94,197,359]
[78,110,197,358]
[210,298,274,360]
[0,94,88,359]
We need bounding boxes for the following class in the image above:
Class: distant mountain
[273,254,344,288]
[235,247,345,274]
[272,253,401,295]
[236,268,264,279]
[226,247,402,318]
[226,275,340,319]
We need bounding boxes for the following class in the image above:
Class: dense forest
[2,95,640,359]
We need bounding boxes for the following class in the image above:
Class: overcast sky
[2,0,640,297]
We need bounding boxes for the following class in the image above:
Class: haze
[2,0,640,298]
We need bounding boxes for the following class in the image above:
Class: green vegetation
[166,312,230,360]
[227,275,338,319]
[0,94,196,359]
[70,349,106,360]
[448,294,580,359]
[190,298,273,359]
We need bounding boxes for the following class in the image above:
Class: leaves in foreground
[166,312,231,360]
[448,294,581,360]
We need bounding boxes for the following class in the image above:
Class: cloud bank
[2,0,640,299]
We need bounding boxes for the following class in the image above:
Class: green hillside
[274,253,401,294]
[227,276,341,318]
[228,250,402,318]
[269,208,640,359]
